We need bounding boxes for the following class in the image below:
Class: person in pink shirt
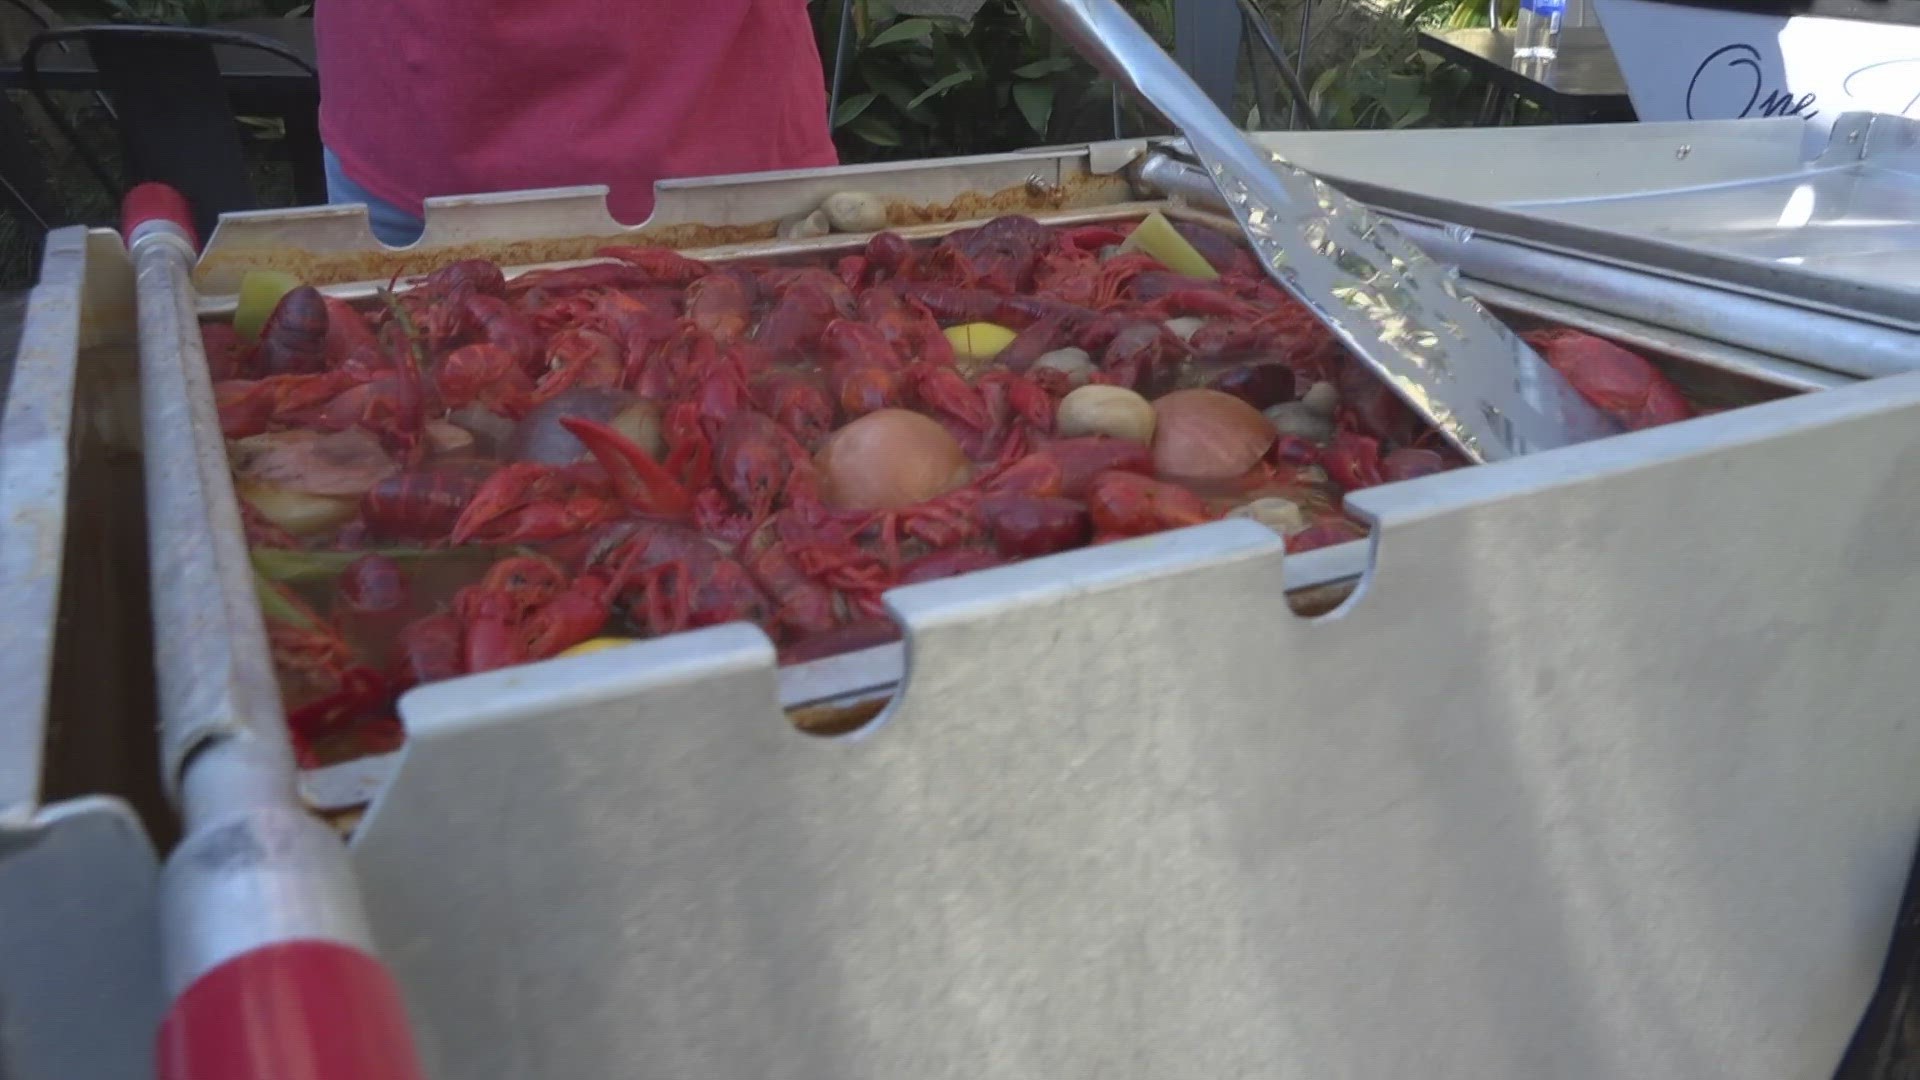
[315,0,839,246]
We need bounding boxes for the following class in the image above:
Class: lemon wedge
[943,322,1018,362]
[559,637,638,658]
[233,269,305,342]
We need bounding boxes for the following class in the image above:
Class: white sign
[1594,0,1920,132]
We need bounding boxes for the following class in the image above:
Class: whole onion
[1151,388,1275,480]
[816,408,971,510]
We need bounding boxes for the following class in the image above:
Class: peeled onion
[1264,401,1335,444]
[448,405,516,450]
[821,191,888,233]
[236,479,357,536]
[816,408,971,510]
[230,428,396,496]
[1033,347,1096,386]
[1164,316,1205,342]
[1151,388,1275,480]
[424,420,474,455]
[1228,496,1308,536]
[1057,385,1155,444]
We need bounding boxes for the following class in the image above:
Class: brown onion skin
[1150,388,1275,480]
[816,408,971,510]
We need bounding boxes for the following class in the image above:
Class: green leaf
[906,69,975,110]
[846,114,905,146]
[860,65,926,115]
[1012,57,1075,78]
[1308,64,1342,117]
[834,91,879,127]
[866,17,934,48]
[1392,101,1432,128]
[1012,80,1054,136]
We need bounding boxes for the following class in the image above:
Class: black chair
[0,0,74,242]
[21,24,321,241]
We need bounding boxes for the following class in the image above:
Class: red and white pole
[124,183,426,1080]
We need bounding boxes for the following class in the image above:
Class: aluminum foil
[1026,0,1622,462]
[1204,152,1624,460]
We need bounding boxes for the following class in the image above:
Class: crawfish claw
[560,415,693,517]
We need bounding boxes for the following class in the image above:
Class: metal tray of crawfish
[178,154,1842,817]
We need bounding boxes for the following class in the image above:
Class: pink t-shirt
[315,0,839,223]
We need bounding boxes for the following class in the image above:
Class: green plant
[819,0,1169,162]
[99,0,234,23]
[41,0,309,24]
[1302,44,1434,129]
[1402,0,1517,29]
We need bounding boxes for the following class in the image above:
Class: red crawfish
[449,416,691,544]
[856,286,954,367]
[1522,328,1693,431]
[256,286,331,376]
[683,269,757,345]
[751,368,836,447]
[321,296,380,367]
[1085,471,1214,540]
[451,555,611,674]
[595,245,713,287]
[595,521,772,637]
[756,277,853,356]
[360,464,488,542]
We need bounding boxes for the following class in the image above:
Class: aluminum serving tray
[0,227,163,1080]
[1177,114,1920,381]
[146,145,1920,1079]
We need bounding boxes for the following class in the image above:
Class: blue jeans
[323,148,426,247]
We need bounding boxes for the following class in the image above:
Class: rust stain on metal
[197,235,649,293]
[787,695,889,737]
[192,174,1137,290]
[1285,579,1358,619]
[877,172,1129,228]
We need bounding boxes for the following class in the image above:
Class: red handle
[156,940,426,1080]
[121,182,200,252]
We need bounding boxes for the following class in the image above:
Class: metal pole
[827,0,857,126]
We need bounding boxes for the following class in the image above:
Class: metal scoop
[1025,0,1621,461]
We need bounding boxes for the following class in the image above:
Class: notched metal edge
[1350,367,1920,544]
[394,622,779,743]
[884,519,1285,635]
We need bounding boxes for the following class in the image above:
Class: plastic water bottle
[1514,0,1564,62]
